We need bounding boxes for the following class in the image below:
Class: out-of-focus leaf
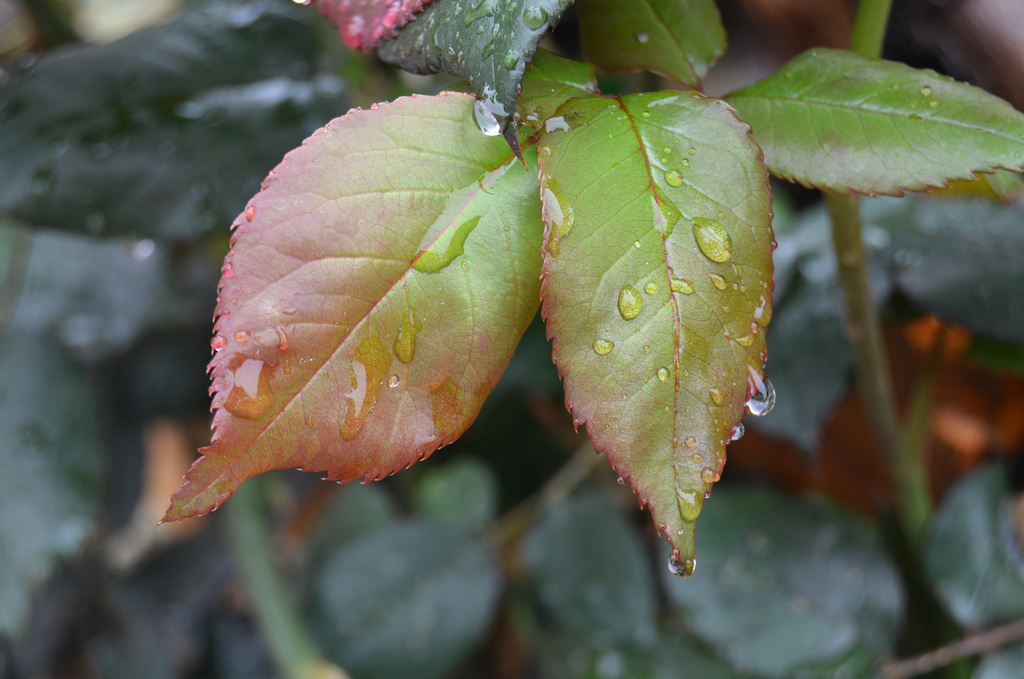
[726,49,1024,196]
[976,643,1024,679]
[923,465,1024,628]
[664,488,903,678]
[518,50,598,133]
[0,222,210,359]
[966,337,1024,377]
[577,0,725,87]
[410,457,498,526]
[305,484,397,571]
[0,335,103,635]
[521,492,657,648]
[885,197,1024,344]
[0,4,343,239]
[165,94,543,521]
[308,520,502,679]
[537,91,773,568]
[313,0,436,50]
[377,0,574,148]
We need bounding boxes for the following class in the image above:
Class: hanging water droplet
[522,6,548,29]
[618,285,643,320]
[745,367,776,416]
[616,476,625,485]
[593,338,615,355]
[692,218,732,263]
[474,98,502,136]
[668,549,695,577]
[657,367,670,381]
[730,422,745,441]
[644,281,658,295]
[211,335,227,352]
[665,169,683,187]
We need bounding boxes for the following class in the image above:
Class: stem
[825,194,930,540]
[225,478,350,679]
[883,617,1024,679]
[850,0,893,58]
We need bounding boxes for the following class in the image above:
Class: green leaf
[377,0,574,148]
[165,93,543,521]
[923,464,1024,629]
[521,492,658,648]
[977,643,1024,679]
[305,484,397,572]
[577,0,725,87]
[885,197,1024,344]
[0,4,342,239]
[725,48,1024,196]
[664,488,903,678]
[411,457,499,526]
[0,335,103,635]
[536,91,774,568]
[518,50,599,133]
[307,520,502,679]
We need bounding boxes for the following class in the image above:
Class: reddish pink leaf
[164,93,543,521]
[313,0,436,50]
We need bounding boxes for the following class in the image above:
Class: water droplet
[684,436,696,447]
[657,367,670,382]
[929,100,938,109]
[388,374,400,388]
[643,281,658,295]
[593,338,615,355]
[522,6,548,29]
[473,98,502,136]
[692,218,732,263]
[464,0,495,25]
[618,285,643,320]
[745,367,776,417]
[920,86,932,97]
[709,273,727,290]
[544,116,570,132]
[339,336,391,440]
[211,335,227,352]
[665,169,683,187]
[542,179,575,256]
[415,215,481,273]
[701,467,714,483]
[670,278,695,295]
[245,205,256,222]
[221,261,234,277]
[224,358,275,419]
[616,476,625,485]
[504,52,520,69]
[729,333,755,347]
[730,423,745,441]
[708,388,723,406]
[668,549,695,577]
[689,147,696,155]
[275,326,289,351]
[394,309,422,363]
[691,453,702,463]
[681,158,689,167]
[234,330,250,343]
[635,31,649,43]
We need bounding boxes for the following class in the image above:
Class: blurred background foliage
[2,0,1024,678]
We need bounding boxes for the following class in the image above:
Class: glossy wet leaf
[165,93,543,521]
[0,4,342,239]
[725,49,1024,196]
[307,520,502,679]
[885,197,1024,344]
[578,0,725,87]
[377,0,574,146]
[518,50,598,133]
[313,0,436,50]
[537,91,773,565]
[521,492,657,647]
[923,465,1024,629]
[0,335,103,635]
[664,488,903,678]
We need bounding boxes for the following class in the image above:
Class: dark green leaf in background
[308,520,502,679]
[726,49,1024,196]
[410,457,499,527]
[0,4,344,239]
[522,492,657,648]
[664,488,903,677]
[578,0,725,87]
[377,0,574,150]
[0,335,103,635]
[923,465,1024,629]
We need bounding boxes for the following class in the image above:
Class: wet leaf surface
[726,49,1024,196]
[313,0,437,50]
[0,335,103,635]
[664,487,903,678]
[578,0,725,87]
[536,91,773,567]
[518,51,599,134]
[0,4,342,239]
[165,93,543,521]
[307,520,501,679]
[377,0,574,145]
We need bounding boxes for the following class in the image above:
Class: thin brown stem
[883,617,1024,679]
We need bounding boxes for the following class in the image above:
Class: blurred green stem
[850,0,892,58]
[225,478,350,679]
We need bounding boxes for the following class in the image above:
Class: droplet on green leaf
[670,277,695,295]
[394,309,422,364]
[644,281,658,295]
[692,217,732,263]
[665,169,683,186]
[521,6,548,29]
[414,215,481,273]
[593,338,615,355]
[618,285,643,320]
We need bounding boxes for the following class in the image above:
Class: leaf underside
[313,0,437,50]
[577,0,725,88]
[165,93,543,521]
[536,91,773,567]
[376,0,573,144]
[726,48,1024,196]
